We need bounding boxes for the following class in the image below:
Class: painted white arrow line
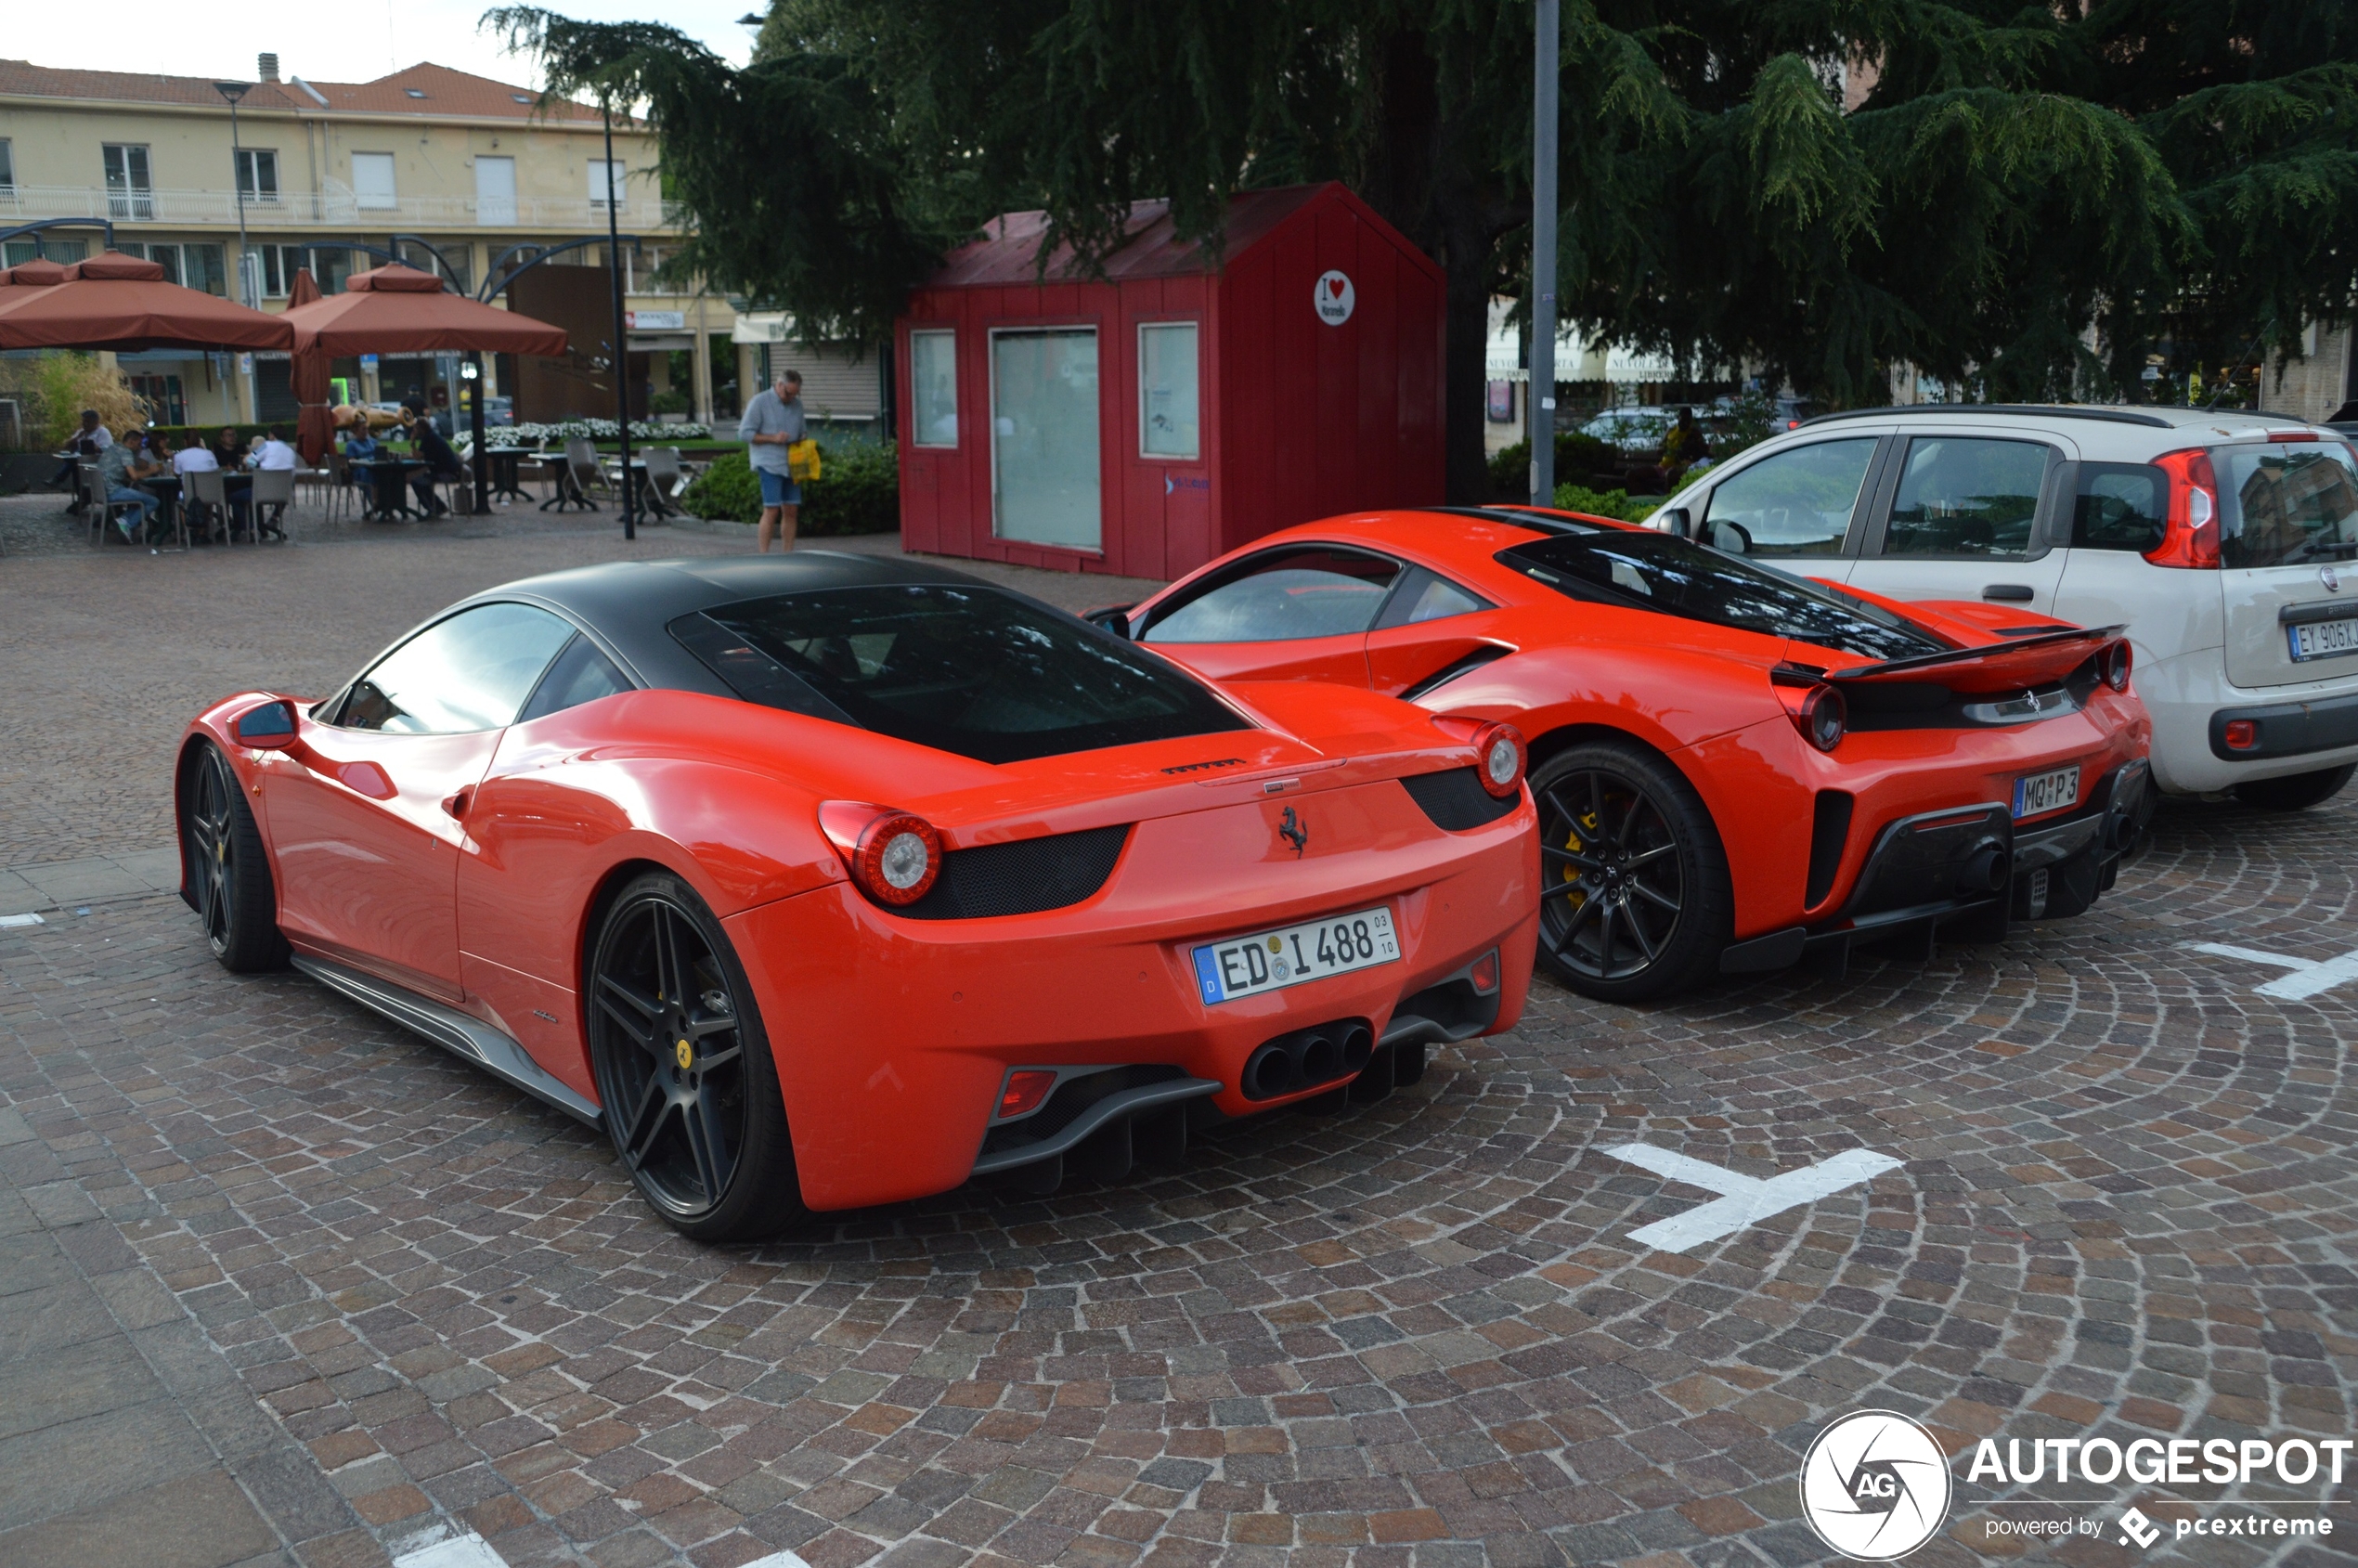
[1604,1144,1903,1254]
[2186,941,2358,1001]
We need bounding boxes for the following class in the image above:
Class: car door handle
[441,789,471,820]
[1981,584,2035,602]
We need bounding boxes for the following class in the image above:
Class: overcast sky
[15,0,758,90]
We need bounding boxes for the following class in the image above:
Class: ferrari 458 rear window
[674,584,1251,764]
[1496,530,1947,662]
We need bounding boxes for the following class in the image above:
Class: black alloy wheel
[1532,741,1732,1003]
[587,872,803,1240]
[182,742,288,972]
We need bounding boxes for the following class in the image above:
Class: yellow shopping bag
[786,438,823,483]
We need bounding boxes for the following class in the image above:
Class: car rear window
[672,582,1250,764]
[1496,528,1947,662]
[2214,443,2358,570]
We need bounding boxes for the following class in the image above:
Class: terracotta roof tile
[0,58,615,123]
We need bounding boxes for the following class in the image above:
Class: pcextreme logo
[1798,1411,1954,1561]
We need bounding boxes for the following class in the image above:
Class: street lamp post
[215,79,258,424]
[602,101,637,539]
[1529,0,1559,507]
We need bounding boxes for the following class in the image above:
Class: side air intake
[1400,769,1518,831]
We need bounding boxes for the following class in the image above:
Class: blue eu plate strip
[1192,947,1224,1006]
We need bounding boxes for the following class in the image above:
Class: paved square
[1,496,2352,1566]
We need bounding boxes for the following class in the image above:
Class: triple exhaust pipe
[1240,1018,1376,1101]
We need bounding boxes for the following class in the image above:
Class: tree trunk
[1356,28,1516,504]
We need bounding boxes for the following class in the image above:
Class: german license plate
[2012,764,2081,819]
[1191,907,1399,1005]
[2288,616,2358,662]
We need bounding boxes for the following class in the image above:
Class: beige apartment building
[0,53,881,434]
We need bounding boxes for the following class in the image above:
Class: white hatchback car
[1646,405,2358,808]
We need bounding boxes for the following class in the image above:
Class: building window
[102,144,153,221]
[1137,321,1199,460]
[352,152,396,210]
[991,327,1101,551]
[260,244,323,298]
[235,149,279,203]
[126,373,186,426]
[911,330,957,447]
[589,160,627,208]
[0,139,14,194]
[5,238,85,266]
[119,241,227,295]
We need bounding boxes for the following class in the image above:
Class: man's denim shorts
[758,469,802,507]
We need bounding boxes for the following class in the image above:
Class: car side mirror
[1708,520,1753,555]
[232,698,300,750]
[1083,603,1136,639]
[1658,507,1692,539]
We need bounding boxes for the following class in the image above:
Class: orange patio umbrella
[287,268,336,464]
[0,251,291,352]
[279,265,569,465]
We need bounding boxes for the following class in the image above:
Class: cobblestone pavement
[3,499,2355,1568]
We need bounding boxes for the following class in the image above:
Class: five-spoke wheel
[587,873,803,1239]
[181,742,287,972]
[1531,741,1730,1002]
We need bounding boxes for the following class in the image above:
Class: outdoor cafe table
[351,458,426,523]
[486,447,532,504]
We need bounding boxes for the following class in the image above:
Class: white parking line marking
[2186,940,2358,1001]
[742,1554,816,1568]
[0,913,43,928]
[1605,1144,1904,1253]
[390,1530,507,1568]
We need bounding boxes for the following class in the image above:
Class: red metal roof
[926,184,1334,288]
[0,59,612,123]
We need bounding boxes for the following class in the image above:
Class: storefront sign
[627,309,686,330]
[1314,270,1354,326]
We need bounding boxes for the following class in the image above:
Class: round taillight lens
[1474,721,1526,798]
[852,811,941,906]
[1796,685,1846,752]
[2102,641,2132,692]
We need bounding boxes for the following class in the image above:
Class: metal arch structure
[0,215,120,255]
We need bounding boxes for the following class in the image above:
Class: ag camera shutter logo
[1314,269,1354,326]
[1799,1410,1953,1560]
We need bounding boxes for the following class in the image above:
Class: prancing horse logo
[1277,807,1309,857]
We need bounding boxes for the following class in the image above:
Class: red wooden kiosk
[894,182,1444,580]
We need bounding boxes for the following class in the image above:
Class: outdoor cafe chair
[79,462,149,549]
[183,468,234,545]
[564,437,612,509]
[251,468,295,541]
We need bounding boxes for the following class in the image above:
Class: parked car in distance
[1090,508,2152,1002]
[175,554,1538,1238]
[1578,406,1674,455]
[1643,404,2358,809]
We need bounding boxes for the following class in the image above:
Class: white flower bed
[486,419,713,448]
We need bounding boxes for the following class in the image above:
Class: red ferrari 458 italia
[176,555,1536,1238]
[1093,506,2154,1002]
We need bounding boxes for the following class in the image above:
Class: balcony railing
[0,182,685,234]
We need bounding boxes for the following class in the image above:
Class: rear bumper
[2207,690,2358,760]
[725,795,1537,1211]
[1721,760,2148,976]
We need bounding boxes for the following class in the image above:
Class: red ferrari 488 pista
[176,555,1536,1238]
[1094,507,2154,1002]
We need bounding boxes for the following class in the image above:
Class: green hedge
[678,442,899,537]
[1485,431,1624,498]
[1551,483,1661,524]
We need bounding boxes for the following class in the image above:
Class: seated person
[342,422,382,463]
[249,428,299,471]
[172,433,247,537]
[408,415,465,517]
[53,409,113,504]
[209,425,249,470]
[95,433,159,542]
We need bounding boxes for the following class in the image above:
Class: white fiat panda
[1648,405,2358,809]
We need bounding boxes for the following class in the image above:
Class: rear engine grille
[1400,768,1517,831]
[900,823,1130,920]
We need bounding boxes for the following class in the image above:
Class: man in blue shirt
[737,369,806,552]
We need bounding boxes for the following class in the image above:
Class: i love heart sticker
[1314,269,1355,326]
